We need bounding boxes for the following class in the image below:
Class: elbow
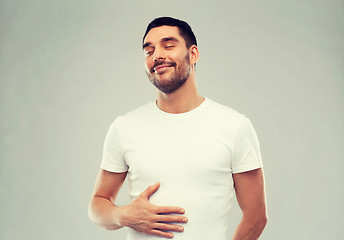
[88,198,96,223]
[244,211,268,233]
[260,213,268,230]
[87,197,122,231]
[256,209,268,229]
[252,213,268,237]
[256,211,268,235]
[87,197,102,226]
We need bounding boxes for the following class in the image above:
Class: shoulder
[206,98,247,123]
[110,100,155,128]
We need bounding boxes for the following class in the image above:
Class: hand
[121,182,188,238]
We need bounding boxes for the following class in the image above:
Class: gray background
[1,0,343,239]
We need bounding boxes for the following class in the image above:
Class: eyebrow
[142,37,179,50]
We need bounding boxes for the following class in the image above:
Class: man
[88,17,267,240]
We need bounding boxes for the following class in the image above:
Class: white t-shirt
[101,97,263,240]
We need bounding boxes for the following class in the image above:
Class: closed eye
[145,48,154,56]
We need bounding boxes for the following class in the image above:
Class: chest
[121,122,233,183]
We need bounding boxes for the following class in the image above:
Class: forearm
[88,196,126,230]
[232,213,267,240]
[88,183,187,238]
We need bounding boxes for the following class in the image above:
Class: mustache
[151,61,176,72]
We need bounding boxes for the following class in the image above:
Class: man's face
[143,26,191,94]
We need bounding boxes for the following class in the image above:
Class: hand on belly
[121,182,188,239]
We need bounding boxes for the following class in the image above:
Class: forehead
[143,25,185,45]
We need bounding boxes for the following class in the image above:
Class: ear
[189,45,199,66]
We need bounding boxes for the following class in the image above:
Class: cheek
[145,59,152,72]
[171,51,187,64]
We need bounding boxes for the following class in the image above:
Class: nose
[153,48,165,62]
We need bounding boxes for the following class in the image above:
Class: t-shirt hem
[100,163,128,173]
[232,162,263,174]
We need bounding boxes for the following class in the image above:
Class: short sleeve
[100,118,128,172]
[231,116,263,174]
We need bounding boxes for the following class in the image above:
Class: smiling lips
[154,64,173,73]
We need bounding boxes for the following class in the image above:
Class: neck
[156,73,205,114]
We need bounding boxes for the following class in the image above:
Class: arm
[232,168,268,240]
[88,169,187,238]
[88,169,127,230]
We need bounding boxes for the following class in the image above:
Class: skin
[88,25,267,239]
[143,26,204,114]
[88,171,186,238]
[144,37,191,94]
[232,169,268,240]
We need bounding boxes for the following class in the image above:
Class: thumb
[140,182,160,199]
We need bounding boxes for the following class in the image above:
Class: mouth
[153,64,174,73]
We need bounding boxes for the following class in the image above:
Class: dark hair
[143,17,197,48]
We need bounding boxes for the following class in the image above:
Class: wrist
[116,204,130,228]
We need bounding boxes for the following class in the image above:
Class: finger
[155,206,185,214]
[153,223,185,232]
[140,182,160,199]
[155,214,188,223]
[150,229,174,239]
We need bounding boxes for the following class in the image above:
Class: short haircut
[142,17,197,49]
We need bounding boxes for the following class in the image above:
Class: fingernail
[178,227,184,231]
[183,217,188,222]
[179,209,185,213]
[169,233,174,238]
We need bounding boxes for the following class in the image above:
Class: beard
[145,53,191,94]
